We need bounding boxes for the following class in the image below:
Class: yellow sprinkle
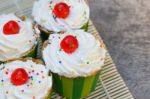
[80,64,84,67]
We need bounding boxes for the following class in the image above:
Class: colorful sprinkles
[32,96,36,99]
[87,61,90,64]
[6,91,8,94]
[59,48,62,51]
[36,73,39,75]
[59,61,62,64]
[0,63,48,98]
[21,90,24,93]
[1,79,4,82]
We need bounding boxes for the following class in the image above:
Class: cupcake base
[52,71,100,99]
[45,89,52,99]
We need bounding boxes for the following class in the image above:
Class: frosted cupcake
[0,58,52,99]
[32,0,89,40]
[0,13,39,63]
[43,30,106,99]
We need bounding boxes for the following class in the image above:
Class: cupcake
[0,58,52,99]
[43,30,106,99]
[32,0,89,40]
[0,13,39,63]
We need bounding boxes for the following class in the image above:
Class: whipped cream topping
[32,0,89,32]
[0,13,38,62]
[43,30,106,78]
[0,60,52,99]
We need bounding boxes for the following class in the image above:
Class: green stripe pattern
[52,73,63,95]
[81,21,89,32]
[52,71,100,99]
[46,90,51,99]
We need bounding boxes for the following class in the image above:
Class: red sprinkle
[42,76,45,79]
[6,91,8,94]
[5,71,8,75]
[36,73,39,75]
[32,96,35,99]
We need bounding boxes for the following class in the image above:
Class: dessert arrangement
[0,0,107,99]
[0,58,52,99]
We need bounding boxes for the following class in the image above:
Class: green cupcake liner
[40,22,89,42]
[25,44,38,58]
[52,71,100,99]
[46,91,51,99]
[81,21,89,32]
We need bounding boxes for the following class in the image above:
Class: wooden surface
[0,0,134,99]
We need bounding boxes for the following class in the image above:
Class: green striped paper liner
[40,22,89,42]
[52,71,100,99]
[46,90,52,99]
[81,21,89,32]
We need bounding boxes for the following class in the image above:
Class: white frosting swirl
[0,13,38,62]
[32,0,89,32]
[43,30,106,78]
[0,60,52,99]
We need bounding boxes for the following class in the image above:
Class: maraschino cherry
[11,68,29,86]
[60,35,78,53]
[53,2,70,19]
[3,20,20,35]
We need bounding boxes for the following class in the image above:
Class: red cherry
[60,35,78,53]
[53,2,70,19]
[11,68,29,86]
[3,20,20,35]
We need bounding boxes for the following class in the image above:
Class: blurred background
[90,0,150,99]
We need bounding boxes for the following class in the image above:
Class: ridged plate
[0,0,134,99]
